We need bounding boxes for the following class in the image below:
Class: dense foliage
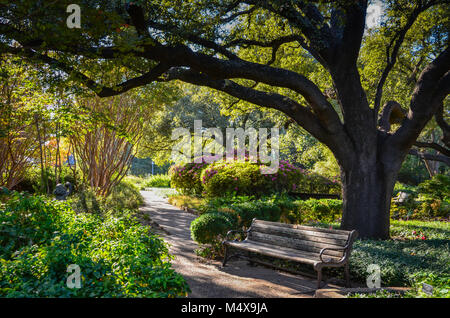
[13,166,81,194]
[0,192,189,297]
[70,179,143,216]
[142,175,171,188]
[170,159,340,198]
[190,212,235,245]
[391,174,450,220]
[288,199,343,224]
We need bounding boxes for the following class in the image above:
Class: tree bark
[340,158,397,240]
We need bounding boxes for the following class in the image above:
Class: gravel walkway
[140,190,319,298]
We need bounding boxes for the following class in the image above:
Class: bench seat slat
[248,232,344,257]
[225,240,341,264]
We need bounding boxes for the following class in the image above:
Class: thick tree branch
[223,34,310,65]
[243,0,334,66]
[220,5,256,23]
[413,141,450,157]
[409,148,450,166]
[1,45,170,97]
[378,100,406,132]
[162,67,353,165]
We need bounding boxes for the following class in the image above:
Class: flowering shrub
[265,159,309,193]
[169,161,208,195]
[170,158,341,198]
[200,159,310,198]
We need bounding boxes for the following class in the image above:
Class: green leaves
[0,192,189,297]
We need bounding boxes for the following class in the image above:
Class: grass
[390,219,450,240]
[124,174,171,189]
[167,195,205,211]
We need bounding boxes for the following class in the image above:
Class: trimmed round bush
[190,212,233,245]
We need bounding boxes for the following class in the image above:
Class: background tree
[0,56,48,189]
[69,93,145,196]
[1,0,449,238]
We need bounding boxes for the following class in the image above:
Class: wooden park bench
[222,219,358,288]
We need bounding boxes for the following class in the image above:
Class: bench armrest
[318,230,358,264]
[319,246,347,264]
[224,229,249,242]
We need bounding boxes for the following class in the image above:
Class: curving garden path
[140,189,321,298]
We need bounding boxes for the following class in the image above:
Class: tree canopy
[1,0,449,238]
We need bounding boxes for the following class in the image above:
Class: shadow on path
[140,190,318,298]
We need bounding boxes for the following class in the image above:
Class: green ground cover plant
[142,174,171,188]
[0,191,189,297]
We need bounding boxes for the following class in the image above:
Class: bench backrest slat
[248,219,352,258]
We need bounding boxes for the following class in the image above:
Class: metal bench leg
[344,263,350,287]
[222,245,229,267]
[317,269,323,289]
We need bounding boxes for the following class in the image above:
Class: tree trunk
[340,157,398,240]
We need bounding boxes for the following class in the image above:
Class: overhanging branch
[409,148,450,166]
[162,67,353,165]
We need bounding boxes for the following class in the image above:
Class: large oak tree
[1,0,449,238]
